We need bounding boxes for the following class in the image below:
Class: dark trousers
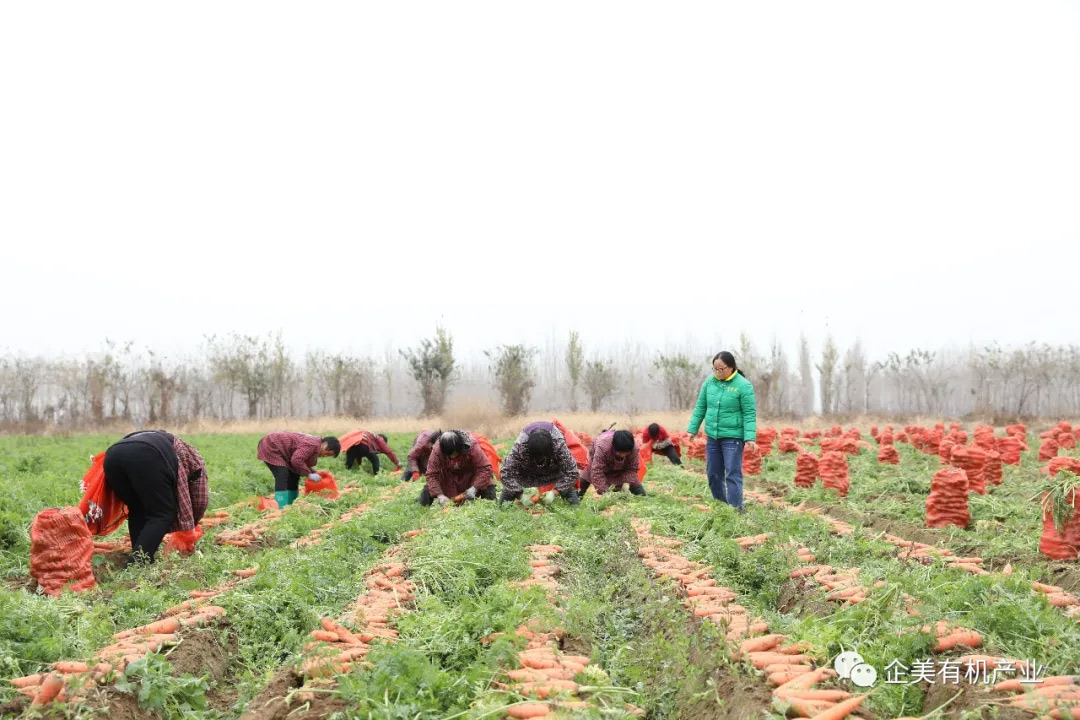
[266,462,300,491]
[657,445,682,465]
[345,445,379,474]
[104,442,178,562]
[418,485,496,506]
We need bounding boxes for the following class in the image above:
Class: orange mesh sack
[1059,430,1077,451]
[819,452,849,497]
[742,442,762,476]
[756,427,777,456]
[973,425,996,451]
[162,524,204,555]
[78,451,128,537]
[637,445,649,483]
[926,467,969,529]
[1039,459,1080,560]
[30,507,96,596]
[996,436,1024,465]
[984,450,1003,486]
[951,446,988,495]
[1038,437,1059,462]
[303,470,340,499]
[795,453,819,488]
[877,444,899,465]
[552,420,590,473]
[255,495,279,512]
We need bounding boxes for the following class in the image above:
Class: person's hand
[542,491,555,505]
[402,471,415,482]
[308,473,321,481]
[437,494,450,506]
[745,441,757,454]
[465,487,477,500]
[521,493,534,507]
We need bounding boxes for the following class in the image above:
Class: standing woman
[686,351,757,511]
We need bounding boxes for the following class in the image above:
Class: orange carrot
[30,673,64,707]
[310,630,341,643]
[558,654,590,666]
[9,674,43,688]
[231,568,257,578]
[740,634,787,654]
[778,697,836,717]
[769,670,813,686]
[934,630,982,651]
[806,692,867,720]
[778,667,832,692]
[53,661,89,674]
[775,689,853,702]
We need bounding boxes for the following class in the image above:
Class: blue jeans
[706,437,745,510]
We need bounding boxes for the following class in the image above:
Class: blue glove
[465,487,477,500]
[308,473,320,481]
[437,494,450,506]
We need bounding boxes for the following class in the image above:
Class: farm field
[1,425,1079,720]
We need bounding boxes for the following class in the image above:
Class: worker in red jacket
[339,430,401,475]
[257,432,340,508]
[420,431,497,506]
[403,429,441,481]
[580,430,646,496]
[642,423,682,466]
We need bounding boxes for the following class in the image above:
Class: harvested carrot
[806,692,867,720]
[769,670,813,686]
[53,661,89,674]
[775,689,853,702]
[778,667,832,692]
[934,630,982,651]
[740,634,787,654]
[506,702,551,718]
[779,696,835,717]
[231,568,257,578]
[311,630,341,643]
[508,668,547,682]
[10,674,43,688]
[31,673,64,707]
[558,654,590,666]
[1033,581,1063,593]
[1047,594,1078,607]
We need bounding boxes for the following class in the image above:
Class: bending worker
[103,429,208,564]
[642,423,682,465]
[580,429,646,497]
[340,430,401,474]
[403,429,441,482]
[257,431,340,508]
[498,421,582,506]
[420,430,496,506]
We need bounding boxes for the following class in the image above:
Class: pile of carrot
[514,545,563,596]
[215,509,284,547]
[993,673,1080,717]
[632,521,879,720]
[293,503,371,549]
[734,533,775,550]
[499,545,644,718]
[298,551,416,686]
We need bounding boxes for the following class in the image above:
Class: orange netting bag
[255,495,279,512]
[951,446,988,495]
[779,428,801,453]
[825,426,843,438]
[1039,458,1080,561]
[996,436,1024,465]
[755,427,777,456]
[877,444,899,465]
[870,426,879,440]
[973,425,996,451]
[802,429,822,440]
[687,435,707,460]
[926,467,969,529]
[472,433,502,480]
[895,431,910,444]
[30,507,96,596]
[1038,437,1060,462]
[77,451,128,537]
[303,470,340,499]
[162,524,204,555]
[938,439,956,466]
[795,453,819,488]
[742,442,762,476]
[1059,428,1077,451]
[819,452,849,497]
[984,450,1003,486]
[637,445,649,483]
[1006,424,1027,447]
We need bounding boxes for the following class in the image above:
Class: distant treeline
[1,329,1077,431]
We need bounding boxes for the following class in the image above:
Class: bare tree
[798,335,814,416]
[654,353,700,410]
[565,331,584,411]
[817,336,839,416]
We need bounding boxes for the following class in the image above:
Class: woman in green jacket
[686,351,757,511]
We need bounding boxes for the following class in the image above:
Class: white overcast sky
[1,1,1078,363]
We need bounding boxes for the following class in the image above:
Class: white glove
[542,491,555,505]
[437,494,450,506]
[465,487,477,500]
[308,473,321,481]
[521,493,534,507]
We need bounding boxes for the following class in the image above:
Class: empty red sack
[304,470,340,499]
